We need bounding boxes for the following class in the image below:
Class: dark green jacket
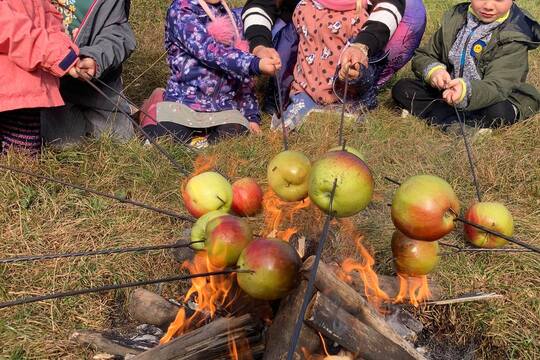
[412,3,540,119]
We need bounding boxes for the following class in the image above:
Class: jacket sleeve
[168,6,258,80]
[0,0,79,77]
[411,25,446,81]
[242,0,277,51]
[236,80,261,123]
[353,0,406,55]
[78,0,136,78]
[466,41,530,111]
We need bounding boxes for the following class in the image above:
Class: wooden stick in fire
[0,163,195,223]
[274,67,289,151]
[287,178,338,360]
[0,269,252,309]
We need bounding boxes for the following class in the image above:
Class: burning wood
[264,280,321,360]
[305,292,424,360]
[302,257,426,359]
[129,288,179,329]
[133,314,264,360]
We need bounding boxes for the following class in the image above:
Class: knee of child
[391,79,411,105]
[482,102,516,126]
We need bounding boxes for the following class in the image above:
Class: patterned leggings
[0,109,42,155]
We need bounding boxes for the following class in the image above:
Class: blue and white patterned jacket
[164,0,261,123]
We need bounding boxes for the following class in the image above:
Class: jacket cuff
[248,34,274,52]
[456,78,471,109]
[51,47,79,77]
[249,58,261,75]
[424,63,446,83]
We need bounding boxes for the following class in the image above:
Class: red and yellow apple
[231,178,263,217]
[237,238,301,300]
[391,230,440,276]
[464,202,514,248]
[308,150,373,217]
[329,145,365,160]
[391,175,460,241]
[267,150,311,202]
[205,215,253,268]
[190,210,228,250]
[183,172,233,218]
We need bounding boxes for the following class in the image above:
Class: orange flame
[394,274,432,307]
[161,252,235,343]
[262,190,311,241]
[339,220,390,309]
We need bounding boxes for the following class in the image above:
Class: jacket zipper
[459,24,481,78]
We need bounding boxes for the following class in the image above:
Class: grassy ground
[1,0,539,359]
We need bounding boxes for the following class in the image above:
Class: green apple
[237,238,301,300]
[267,150,311,202]
[190,210,228,250]
[183,171,233,218]
[206,215,253,268]
[391,230,440,276]
[464,202,514,248]
[308,150,373,217]
[328,146,365,160]
[391,175,460,241]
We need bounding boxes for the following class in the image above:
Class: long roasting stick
[287,178,338,359]
[0,269,251,309]
[0,241,203,264]
[0,163,195,223]
[274,66,289,151]
[81,77,188,176]
[453,106,482,202]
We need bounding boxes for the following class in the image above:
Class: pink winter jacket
[0,0,79,112]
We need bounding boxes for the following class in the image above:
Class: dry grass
[1,0,539,359]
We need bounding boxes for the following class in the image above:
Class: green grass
[0,0,539,358]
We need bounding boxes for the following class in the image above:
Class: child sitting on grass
[392,0,540,132]
[140,0,278,148]
[0,0,79,155]
[41,0,137,147]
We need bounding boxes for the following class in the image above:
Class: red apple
[205,215,253,268]
[391,230,440,276]
[237,238,301,300]
[267,150,311,202]
[391,175,460,241]
[464,202,514,248]
[183,172,233,218]
[231,178,263,217]
[308,150,373,217]
[190,210,228,250]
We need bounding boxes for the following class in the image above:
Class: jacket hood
[503,4,540,48]
[454,2,540,48]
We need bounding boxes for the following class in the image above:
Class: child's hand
[76,57,97,80]
[339,44,369,80]
[67,58,80,78]
[430,69,451,90]
[259,58,281,76]
[442,78,465,105]
[249,122,262,135]
[253,46,281,67]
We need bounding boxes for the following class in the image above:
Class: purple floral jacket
[164,0,261,123]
